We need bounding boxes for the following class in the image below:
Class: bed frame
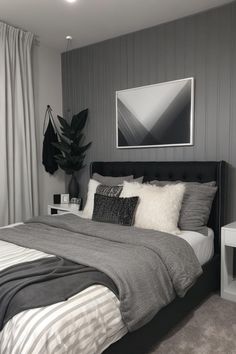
[91,161,226,354]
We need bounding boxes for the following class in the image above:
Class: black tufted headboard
[91,161,226,253]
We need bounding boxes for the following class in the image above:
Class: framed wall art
[116,77,194,149]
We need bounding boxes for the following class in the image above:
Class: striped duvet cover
[0,228,127,354]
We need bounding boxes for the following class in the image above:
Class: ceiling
[0,0,232,52]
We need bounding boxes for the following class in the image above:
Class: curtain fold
[0,22,39,226]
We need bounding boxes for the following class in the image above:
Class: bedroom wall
[61,1,236,222]
[33,43,65,215]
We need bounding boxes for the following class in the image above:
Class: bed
[0,161,225,354]
[91,161,225,354]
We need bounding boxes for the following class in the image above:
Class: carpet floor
[149,294,236,354]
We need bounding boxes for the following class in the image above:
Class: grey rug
[149,294,236,354]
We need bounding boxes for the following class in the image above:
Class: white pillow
[82,179,101,219]
[120,181,185,234]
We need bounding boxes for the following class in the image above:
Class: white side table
[221,222,236,302]
[48,204,82,216]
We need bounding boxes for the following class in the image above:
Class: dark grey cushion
[92,194,139,226]
[92,173,134,185]
[150,180,217,235]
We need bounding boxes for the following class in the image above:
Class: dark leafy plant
[52,109,91,175]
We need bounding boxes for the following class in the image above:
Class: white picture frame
[116,77,194,149]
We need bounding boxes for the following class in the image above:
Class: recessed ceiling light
[66,36,72,40]
[66,0,77,3]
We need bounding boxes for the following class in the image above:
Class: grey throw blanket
[0,256,118,331]
[0,214,202,331]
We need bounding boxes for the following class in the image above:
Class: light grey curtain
[0,22,39,226]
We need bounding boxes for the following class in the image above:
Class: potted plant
[52,108,91,198]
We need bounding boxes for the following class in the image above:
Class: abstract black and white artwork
[116,77,194,148]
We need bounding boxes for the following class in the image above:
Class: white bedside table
[221,222,236,302]
[48,204,82,216]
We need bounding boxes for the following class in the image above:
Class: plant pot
[68,173,79,199]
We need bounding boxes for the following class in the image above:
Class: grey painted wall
[62,1,236,222]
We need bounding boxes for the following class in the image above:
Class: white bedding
[0,223,214,354]
[179,228,214,266]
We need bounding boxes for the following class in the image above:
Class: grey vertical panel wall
[62,2,236,222]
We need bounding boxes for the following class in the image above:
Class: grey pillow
[92,194,139,226]
[150,180,216,187]
[92,173,143,185]
[92,173,134,186]
[150,180,217,235]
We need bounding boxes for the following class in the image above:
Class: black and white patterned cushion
[96,184,123,197]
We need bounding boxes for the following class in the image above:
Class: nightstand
[48,203,82,216]
[221,222,236,302]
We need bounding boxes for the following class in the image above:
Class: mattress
[0,223,214,354]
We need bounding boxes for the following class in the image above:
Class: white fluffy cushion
[82,179,101,219]
[120,181,185,234]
